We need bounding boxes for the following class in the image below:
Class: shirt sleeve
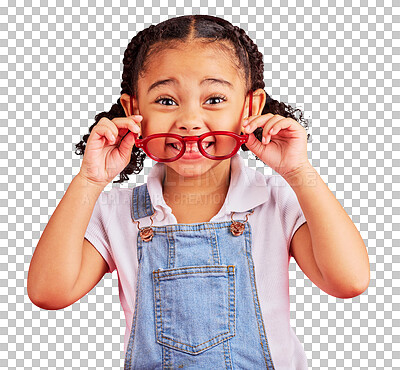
[277,177,307,258]
[84,190,117,274]
[290,211,307,257]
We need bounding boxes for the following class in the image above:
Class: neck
[162,160,231,207]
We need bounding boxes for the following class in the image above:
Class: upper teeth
[169,142,214,150]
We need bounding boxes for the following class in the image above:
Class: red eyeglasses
[131,90,253,163]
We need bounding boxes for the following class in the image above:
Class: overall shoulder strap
[131,183,155,221]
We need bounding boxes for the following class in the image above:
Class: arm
[240,108,370,298]
[284,164,370,299]
[27,173,108,309]
[27,115,142,310]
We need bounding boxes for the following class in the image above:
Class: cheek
[141,116,169,136]
[213,113,243,133]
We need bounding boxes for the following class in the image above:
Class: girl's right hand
[78,115,143,188]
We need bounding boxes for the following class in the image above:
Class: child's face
[135,42,250,177]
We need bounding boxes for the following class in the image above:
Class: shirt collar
[223,153,270,213]
[146,153,270,218]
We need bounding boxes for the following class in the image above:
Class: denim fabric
[124,184,275,369]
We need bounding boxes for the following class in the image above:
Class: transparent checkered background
[1,0,399,369]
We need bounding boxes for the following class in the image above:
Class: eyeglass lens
[146,134,238,161]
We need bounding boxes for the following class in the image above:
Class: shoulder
[260,174,305,233]
[98,186,132,202]
[88,187,136,235]
[93,187,133,215]
[262,174,298,207]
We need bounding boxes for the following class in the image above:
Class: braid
[231,25,265,92]
[121,25,159,97]
[230,25,311,153]
[74,27,158,183]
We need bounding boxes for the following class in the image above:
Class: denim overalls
[124,184,275,369]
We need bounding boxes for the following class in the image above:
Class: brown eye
[206,95,227,105]
[155,97,177,106]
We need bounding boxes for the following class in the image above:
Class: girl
[27,15,370,369]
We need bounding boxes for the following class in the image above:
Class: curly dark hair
[75,15,311,183]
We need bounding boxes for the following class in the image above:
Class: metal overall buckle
[230,209,254,236]
[132,210,156,242]
[133,209,254,240]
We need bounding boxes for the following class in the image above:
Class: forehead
[139,42,245,91]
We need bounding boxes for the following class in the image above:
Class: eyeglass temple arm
[130,95,139,138]
[240,90,253,135]
[249,90,253,117]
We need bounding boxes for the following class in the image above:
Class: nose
[174,105,207,134]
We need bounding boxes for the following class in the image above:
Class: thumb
[245,132,263,156]
[118,131,136,162]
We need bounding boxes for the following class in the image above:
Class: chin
[166,159,228,178]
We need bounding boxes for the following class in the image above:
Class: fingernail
[262,137,266,144]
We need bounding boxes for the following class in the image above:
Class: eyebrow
[147,78,234,93]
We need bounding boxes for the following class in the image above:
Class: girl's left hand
[243,113,310,178]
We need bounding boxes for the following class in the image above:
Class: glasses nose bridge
[181,135,202,142]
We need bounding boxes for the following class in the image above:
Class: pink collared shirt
[85,153,308,369]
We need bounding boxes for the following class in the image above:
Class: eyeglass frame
[129,90,254,163]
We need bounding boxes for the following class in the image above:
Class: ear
[120,93,140,117]
[240,88,267,132]
[249,88,267,116]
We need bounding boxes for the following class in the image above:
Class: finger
[263,117,294,144]
[94,124,119,144]
[112,116,142,135]
[243,113,271,128]
[262,116,287,144]
[118,130,136,162]
[112,115,143,123]
[243,113,276,134]
[269,117,304,134]
[95,116,142,146]
[242,114,259,126]
[96,117,120,142]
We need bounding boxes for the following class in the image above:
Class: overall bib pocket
[152,265,236,355]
